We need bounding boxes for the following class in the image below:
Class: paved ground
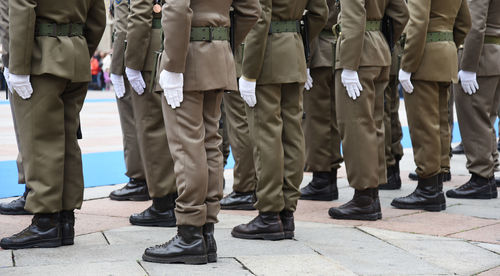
[0,91,499,275]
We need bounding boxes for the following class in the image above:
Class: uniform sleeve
[305,0,329,45]
[159,0,192,73]
[338,0,366,71]
[453,0,471,48]
[110,0,129,75]
[241,0,271,80]
[0,0,9,67]
[85,0,107,58]
[125,0,154,71]
[8,0,36,75]
[232,0,261,47]
[459,0,482,72]
[385,0,409,41]
[400,0,431,73]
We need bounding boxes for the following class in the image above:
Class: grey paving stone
[0,250,12,268]
[237,254,356,276]
[473,242,500,254]
[216,214,257,229]
[386,239,500,275]
[74,232,109,246]
[297,226,447,275]
[83,183,126,200]
[103,225,177,245]
[444,204,500,220]
[359,226,458,241]
[141,257,252,276]
[0,261,145,276]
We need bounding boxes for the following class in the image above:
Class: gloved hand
[399,69,414,93]
[458,70,479,95]
[341,69,363,100]
[305,68,313,91]
[159,70,183,109]
[3,67,12,93]
[125,67,146,95]
[10,74,33,99]
[110,74,126,98]
[239,77,257,107]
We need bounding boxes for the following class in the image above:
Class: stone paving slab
[73,213,131,236]
[0,250,12,268]
[104,226,177,246]
[358,226,459,241]
[78,197,151,218]
[478,266,500,276]
[141,258,252,276]
[237,254,356,276]
[445,204,500,220]
[0,261,146,276]
[83,183,126,201]
[474,242,500,255]
[449,223,500,244]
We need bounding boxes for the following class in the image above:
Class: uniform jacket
[460,0,500,77]
[0,0,9,67]
[336,0,409,71]
[161,0,260,92]
[110,0,128,76]
[9,0,106,82]
[242,0,328,84]
[125,0,163,73]
[310,0,338,69]
[400,0,471,82]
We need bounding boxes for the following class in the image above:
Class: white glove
[110,74,126,98]
[3,67,12,93]
[159,70,183,109]
[305,68,313,91]
[10,74,33,99]
[239,77,257,107]
[458,70,479,95]
[341,69,363,100]
[399,69,414,94]
[125,67,146,95]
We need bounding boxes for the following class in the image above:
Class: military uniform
[124,0,178,226]
[231,0,328,240]
[108,0,149,201]
[392,0,471,211]
[449,0,500,199]
[142,0,260,264]
[0,0,106,249]
[329,0,408,220]
[300,0,343,201]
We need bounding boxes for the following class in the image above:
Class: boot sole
[62,237,74,246]
[129,218,176,227]
[284,231,294,239]
[231,230,285,241]
[328,210,382,221]
[142,253,208,264]
[220,204,255,210]
[109,194,150,201]
[0,237,61,249]
[391,202,446,212]
[299,194,338,201]
[446,193,493,200]
[208,253,217,263]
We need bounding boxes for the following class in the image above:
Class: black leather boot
[220,191,256,210]
[203,223,217,263]
[60,210,75,246]
[231,212,285,240]
[490,177,498,198]
[446,174,493,199]
[109,178,149,201]
[279,210,295,239]
[391,174,446,211]
[0,186,31,215]
[129,193,177,227]
[409,172,451,182]
[328,188,382,221]
[142,225,207,264]
[300,171,338,201]
[379,165,401,190]
[0,213,61,249]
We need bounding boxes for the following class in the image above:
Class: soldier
[108,0,149,202]
[393,0,471,211]
[123,0,178,227]
[328,0,409,221]
[0,0,106,249]
[231,0,328,240]
[448,0,500,200]
[141,0,260,264]
[300,0,343,201]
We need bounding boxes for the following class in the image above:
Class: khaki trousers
[223,91,257,193]
[9,94,26,184]
[129,72,176,198]
[162,91,224,227]
[303,67,343,172]
[384,75,404,166]
[336,66,388,189]
[455,75,500,178]
[116,78,145,180]
[218,100,230,166]
[404,80,451,178]
[247,83,305,213]
[12,75,87,213]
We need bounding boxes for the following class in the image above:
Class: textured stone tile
[73,213,131,236]
[478,265,500,276]
[359,226,458,241]
[141,258,251,276]
[0,215,33,240]
[444,204,500,220]
[103,226,177,246]
[0,261,145,276]
[74,232,109,246]
[77,198,151,218]
[0,250,12,268]
[83,183,126,201]
[473,242,500,254]
[449,223,500,244]
[237,254,356,276]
